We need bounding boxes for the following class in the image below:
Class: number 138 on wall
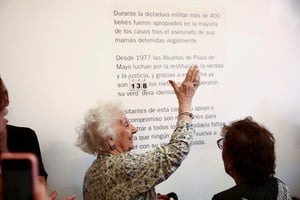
[129,79,148,91]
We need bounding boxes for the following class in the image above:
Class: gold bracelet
[178,111,194,119]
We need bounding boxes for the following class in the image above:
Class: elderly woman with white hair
[75,65,200,200]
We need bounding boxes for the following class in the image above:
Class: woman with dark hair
[213,117,291,200]
[0,76,75,200]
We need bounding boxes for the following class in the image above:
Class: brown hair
[222,116,276,183]
[0,76,9,110]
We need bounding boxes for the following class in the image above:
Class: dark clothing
[212,177,291,200]
[6,124,48,179]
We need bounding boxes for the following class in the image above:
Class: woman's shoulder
[7,124,36,135]
[7,125,38,143]
[274,177,292,199]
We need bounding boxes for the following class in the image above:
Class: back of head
[222,116,276,183]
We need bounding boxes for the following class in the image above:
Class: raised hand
[169,65,200,116]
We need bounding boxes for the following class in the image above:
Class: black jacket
[7,124,48,179]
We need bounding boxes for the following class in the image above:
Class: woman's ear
[106,137,115,150]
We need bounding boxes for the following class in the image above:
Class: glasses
[216,138,224,149]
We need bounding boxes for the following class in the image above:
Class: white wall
[0,0,299,199]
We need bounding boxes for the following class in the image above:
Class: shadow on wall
[43,140,93,199]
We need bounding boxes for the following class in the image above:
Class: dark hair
[222,116,275,183]
[0,76,9,110]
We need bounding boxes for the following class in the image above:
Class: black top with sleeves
[6,124,48,179]
[212,177,291,200]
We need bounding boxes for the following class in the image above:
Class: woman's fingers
[190,65,200,87]
[169,65,200,97]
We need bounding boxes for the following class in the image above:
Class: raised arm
[169,65,200,122]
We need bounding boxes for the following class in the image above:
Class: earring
[110,144,116,150]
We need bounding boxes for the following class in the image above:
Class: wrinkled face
[113,112,137,153]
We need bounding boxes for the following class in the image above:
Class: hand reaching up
[169,65,200,119]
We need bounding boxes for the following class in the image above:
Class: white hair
[75,99,123,155]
